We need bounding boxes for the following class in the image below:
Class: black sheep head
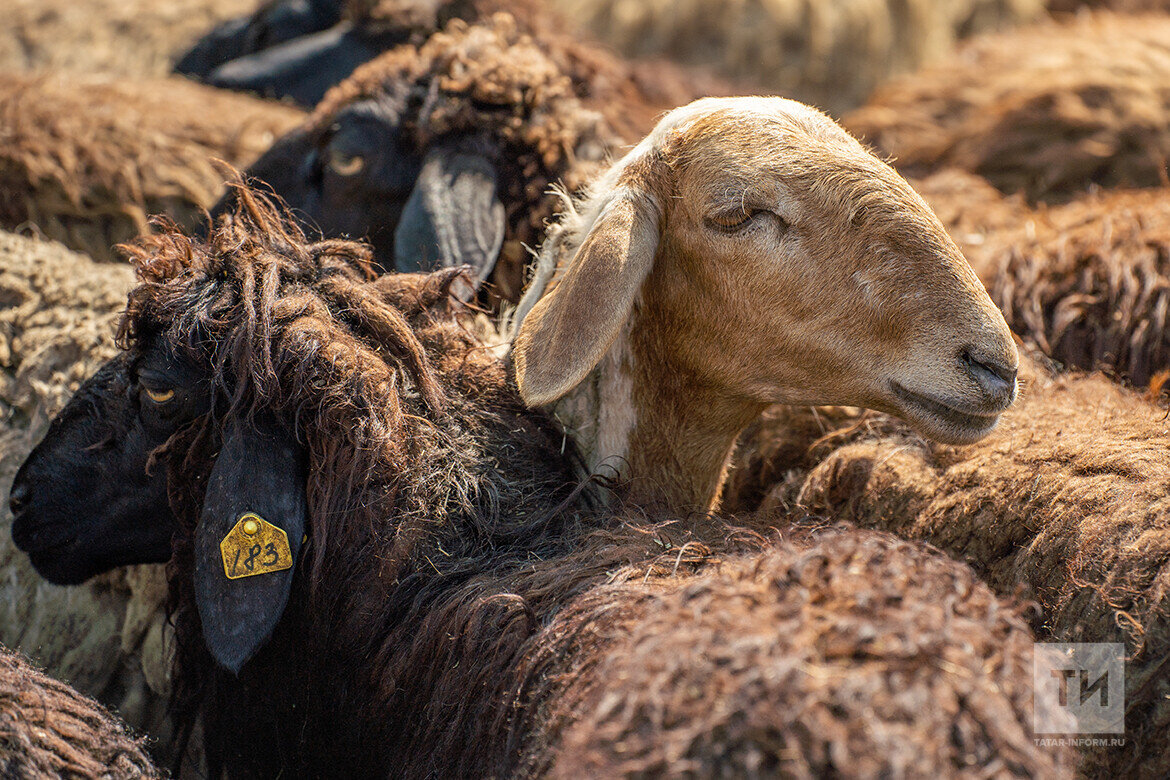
[9,349,203,585]
[214,18,610,301]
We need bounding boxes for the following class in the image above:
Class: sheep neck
[552,315,765,515]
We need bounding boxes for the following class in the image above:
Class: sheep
[558,0,1044,115]
[0,71,303,262]
[221,16,619,301]
[10,189,1075,776]
[0,231,180,766]
[178,0,726,130]
[511,96,1019,514]
[722,355,1170,776]
[844,12,1170,203]
[984,187,1170,388]
[0,645,160,778]
[0,0,259,79]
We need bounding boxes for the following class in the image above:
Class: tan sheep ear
[514,190,661,407]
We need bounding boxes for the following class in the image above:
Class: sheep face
[516,97,1019,447]
[10,345,206,584]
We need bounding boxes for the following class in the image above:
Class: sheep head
[219,16,609,301]
[12,187,467,673]
[514,96,1019,448]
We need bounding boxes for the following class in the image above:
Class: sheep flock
[1,0,1169,777]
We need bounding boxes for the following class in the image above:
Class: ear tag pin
[220,512,294,580]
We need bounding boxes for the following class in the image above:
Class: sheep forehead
[631,98,899,195]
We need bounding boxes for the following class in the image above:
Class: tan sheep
[0,0,261,78]
[0,231,178,765]
[513,96,1018,514]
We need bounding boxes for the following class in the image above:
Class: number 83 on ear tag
[220,513,294,580]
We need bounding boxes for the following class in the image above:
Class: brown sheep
[11,190,1074,776]
[727,355,1170,776]
[0,645,160,778]
[0,72,303,262]
[844,12,1170,203]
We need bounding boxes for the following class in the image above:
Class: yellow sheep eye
[144,387,175,404]
[328,150,365,176]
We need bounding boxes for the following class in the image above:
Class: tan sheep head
[515,97,1018,450]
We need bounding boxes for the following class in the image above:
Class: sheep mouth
[890,382,1001,443]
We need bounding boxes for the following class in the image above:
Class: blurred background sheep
[3,0,1170,775]
[557,0,1045,113]
[0,233,178,764]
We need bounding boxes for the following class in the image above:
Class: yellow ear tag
[220,513,294,580]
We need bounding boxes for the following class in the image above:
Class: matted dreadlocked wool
[0,646,159,778]
[728,356,1170,776]
[557,0,1042,115]
[987,188,1170,388]
[354,1,729,136]
[0,0,259,78]
[845,12,1170,203]
[0,231,178,766]
[299,15,617,300]
[0,72,303,262]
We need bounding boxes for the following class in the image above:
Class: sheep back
[0,72,303,262]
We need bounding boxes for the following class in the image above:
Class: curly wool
[729,356,1170,776]
[0,645,159,779]
[544,525,1070,779]
[307,16,614,300]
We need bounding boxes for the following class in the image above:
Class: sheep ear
[194,413,306,675]
[393,146,505,298]
[513,191,661,406]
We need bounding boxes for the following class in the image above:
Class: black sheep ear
[392,145,505,299]
[194,413,307,675]
[205,24,383,107]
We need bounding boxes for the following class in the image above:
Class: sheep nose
[962,349,1018,408]
[8,482,29,515]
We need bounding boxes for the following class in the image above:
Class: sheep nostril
[8,482,29,515]
[961,350,1018,406]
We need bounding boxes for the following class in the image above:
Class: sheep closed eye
[706,209,787,235]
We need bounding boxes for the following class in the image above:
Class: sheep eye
[707,209,758,232]
[144,387,175,404]
[327,149,366,177]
